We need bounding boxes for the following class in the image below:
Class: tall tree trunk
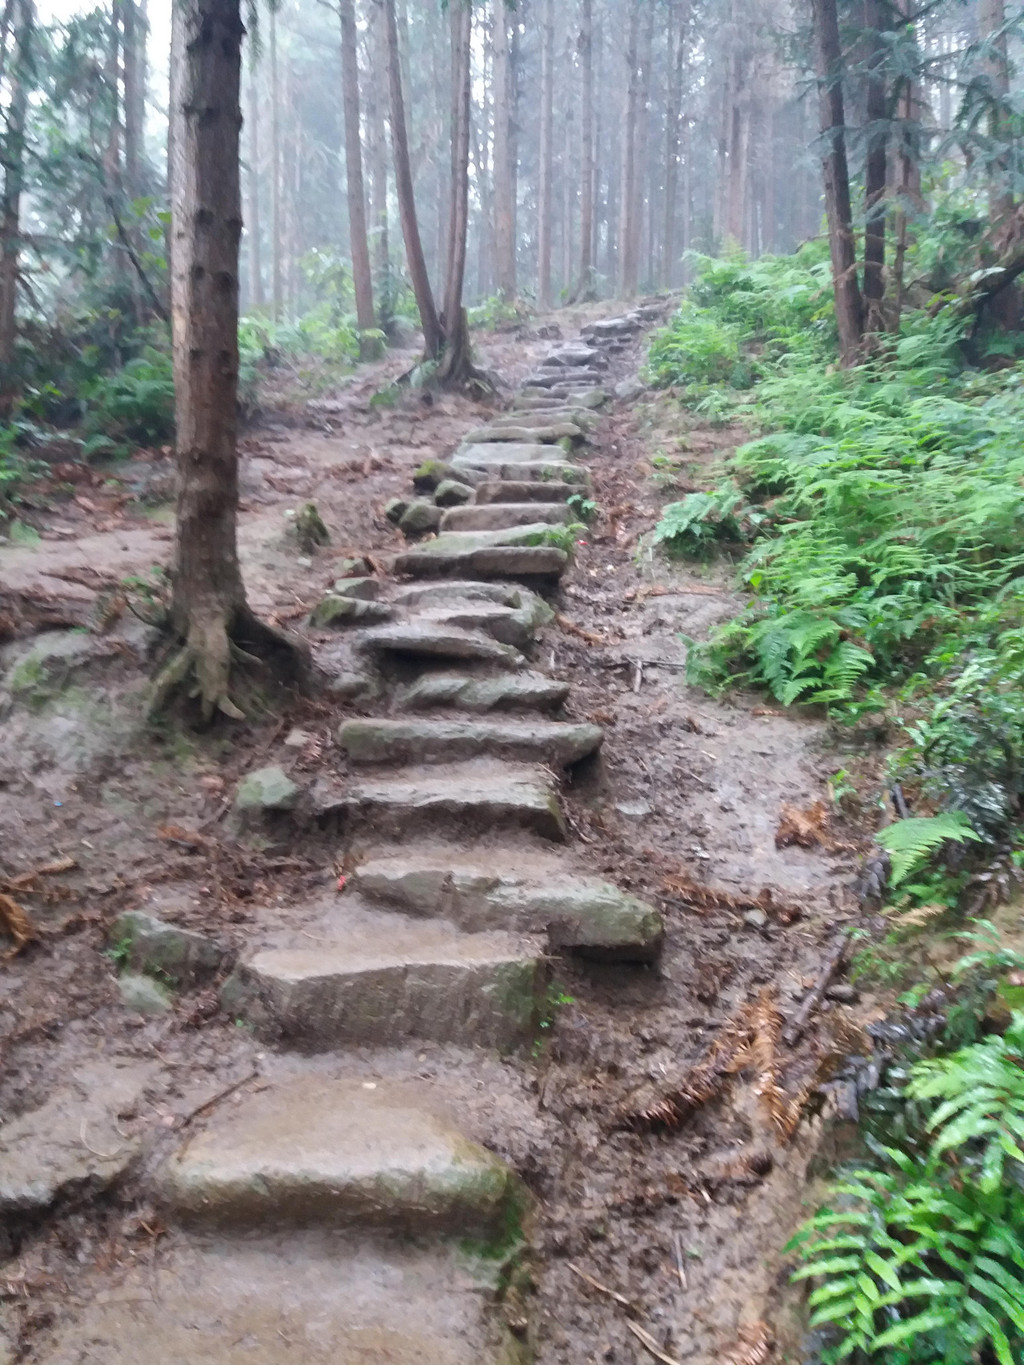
[166,0,300,721]
[0,0,31,419]
[536,0,554,308]
[491,0,515,299]
[366,0,390,306]
[122,0,145,198]
[862,0,888,332]
[663,1,686,287]
[339,0,375,342]
[810,0,863,365]
[246,53,263,309]
[380,0,442,357]
[980,0,1013,229]
[269,5,282,322]
[574,0,595,299]
[437,0,473,383]
[618,0,640,296]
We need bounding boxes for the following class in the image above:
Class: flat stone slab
[524,369,604,389]
[487,407,598,430]
[394,672,570,714]
[474,481,576,505]
[460,422,583,445]
[42,1239,515,1365]
[337,717,603,767]
[156,1078,520,1236]
[393,545,569,585]
[356,622,521,665]
[224,929,546,1050]
[391,581,528,609]
[110,910,226,986]
[451,449,588,483]
[0,1061,155,1215]
[413,601,550,650]
[440,503,570,533]
[408,525,568,554]
[338,766,568,841]
[353,856,663,961]
[457,441,554,465]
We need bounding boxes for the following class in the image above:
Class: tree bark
[810,0,863,365]
[574,0,595,299]
[437,0,473,384]
[246,52,263,309]
[269,5,282,322]
[862,0,888,333]
[366,0,390,299]
[979,0,1013,230]
[0,0,31,419]
[122,0,145,199]
[166,0,301,721]
[492,0,515,300]
[536,0,554,309]
[339,0,375,344]
[618,0,640,297]
[380,0,442,357]
[662,0,686,287]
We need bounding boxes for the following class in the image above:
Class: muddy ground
[0,309,882,1364]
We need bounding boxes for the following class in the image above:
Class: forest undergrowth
[647,249,1024,1364]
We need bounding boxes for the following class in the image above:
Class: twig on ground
[672,1232,688,1291]
[175,1066,260,1131]
[625,1321,684,1365]
[567,1262,637,1313]
[782,935,848,1047]
[79,1120,123,1161]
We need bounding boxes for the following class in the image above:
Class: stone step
[393,544,569,586]
[337,716,603,767]
[352,851,664,961]
[391,580,546,614]
[413,601,550,649]
[155,1076,522,1236]
[514,387,606,410]
[337,764,567,841]
[524,369,604,389]
[407,525,569,553]
[224,924,546,1050]
[440,502,570,533]
[456,440,555,464]
[394,671,570,714]
[460,421,583,445]
[357,621,523,665]
[45,1239,518,1365]
[474,480,576,505]
[452,444,588,483]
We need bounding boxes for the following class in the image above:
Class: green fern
[875,813,982,887]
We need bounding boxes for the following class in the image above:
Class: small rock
[329,577,379,601]
[615,798,653,818]
[433,479,475,507]
[118,972,173,1015]
[743,909,769,930]
[284,728,313,747]
[309,595,391,627]
[412,459,461,492]
[291,502,330,553]
[398,500,443,537]
[329,671,380,702]
[385,497,410,525]
[234,766,300,813]
[614,377,646,401]
[826,983,859,1004]
[109,911,225,987]
[335,556,374,578]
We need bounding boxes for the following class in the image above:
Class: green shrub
[80,346,175,446]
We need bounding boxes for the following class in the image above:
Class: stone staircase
[48,308,664,1363]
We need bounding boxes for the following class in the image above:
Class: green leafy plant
[789,1015,1024,1365]
[875,813,983,888]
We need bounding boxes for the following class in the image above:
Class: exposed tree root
[147,604,309,724]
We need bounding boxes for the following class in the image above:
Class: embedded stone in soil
[223,928,547,1050]
[352,850,664,960]
[473,480,577,505]
[333,763,568,841]
[356,622,523,665]
[337,716,602,768]
[42,1238,516,1365]
[393,672,570,714]
[154,1077,522,1235]
[392,544,569,586]
[459,422,585,446]
[439,503,570,533]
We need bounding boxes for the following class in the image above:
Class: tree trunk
[166,0,301,721]
[810,0,863,365]
[380,0,442,357]
[269,5,282,322]
[246,52,263,309]
[618,0,640,297]
[536,0,554,309]
[491,0,515,299]
[980,0,1013,229]
[574,0,595,299]
[122,0,145,199]
[339,0,375,344]
[862,0,888,333]
[0,0,31,419]
[662,1,686,287]
[437,0,473,384]
[366,0,390,302]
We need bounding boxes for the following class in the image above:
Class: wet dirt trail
[0,309,864,1365]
